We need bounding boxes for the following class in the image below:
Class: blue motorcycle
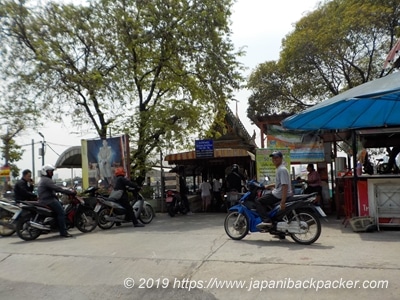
[224,180,326,245]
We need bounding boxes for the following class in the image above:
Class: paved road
[0,213,399,300]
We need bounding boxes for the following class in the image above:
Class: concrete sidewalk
[0,213,399,299]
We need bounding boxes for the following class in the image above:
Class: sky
[14,0,321,180]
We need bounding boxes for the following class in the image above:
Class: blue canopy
[282,71,400,130]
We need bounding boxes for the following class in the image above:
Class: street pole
[160,150,165,213]
[39,132,45,166]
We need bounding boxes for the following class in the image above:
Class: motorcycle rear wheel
[290,210,321,245]
[0,210,16,237]
[16,215,41,241]
[224,211,249,240]
[75,209,98,233]
[97,208,115,229]
[138,204,155,224]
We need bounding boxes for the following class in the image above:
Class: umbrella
[282,71,400,131]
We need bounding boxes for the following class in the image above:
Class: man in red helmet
[113,167,144,227]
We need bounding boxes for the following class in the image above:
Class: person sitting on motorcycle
[113,167,144,228]
[255,151,293,228]
[14,169,38,202]
[226,164,245,193]
[37,164,76,238]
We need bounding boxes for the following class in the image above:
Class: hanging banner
[81,135,130,189]
[256,148,291,183]
[267,125,324,163]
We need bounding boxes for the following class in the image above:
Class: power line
[46,143,61,157]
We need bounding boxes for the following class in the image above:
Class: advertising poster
[256,148,291,183]
[267,125,324,163]
[81,135,130,189]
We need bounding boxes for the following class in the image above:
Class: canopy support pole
[351,130,358,217]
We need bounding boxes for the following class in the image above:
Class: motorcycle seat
[290,192,318,201]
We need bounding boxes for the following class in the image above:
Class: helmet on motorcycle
[41,164,55,177]
[114,167,126,177]
[232,164,239,172]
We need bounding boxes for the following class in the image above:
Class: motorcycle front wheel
[290,210,321,245]
[138,204,155,224]
[97,208,115,229]
[224,211,249,240]
[16,214,41,241]
[0,210,16,237]
[75,209,98,233]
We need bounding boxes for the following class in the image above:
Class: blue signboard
[195,139,214,158]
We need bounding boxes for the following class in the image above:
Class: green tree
[0,124,24,178]
[247,0,400,121]
[0,0,243,179]
[0,82,38,177]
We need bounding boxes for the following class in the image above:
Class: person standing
[37,165,76,238]
[212,178,222,212]
[13,169,37,201]
[199,179,212,212]
[303,163,322,205]
[178,166,192,214]
[255,151,293,227]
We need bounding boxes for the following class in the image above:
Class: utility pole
[160,150,165,213]
[38,132,45,166]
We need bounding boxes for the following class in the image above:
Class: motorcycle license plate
[94,203,102,213]
[315,206,327,217]
[166,196,173,203]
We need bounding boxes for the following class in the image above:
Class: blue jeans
[47,200,68,235]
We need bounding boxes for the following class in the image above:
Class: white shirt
[272,164,293,199]
[199,182,212,197]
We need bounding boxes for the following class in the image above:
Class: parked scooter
[94,186,155,229]
[0,198,22,236]
[165,190,187,217]
[224,179,327,245]
[14,187,98,241]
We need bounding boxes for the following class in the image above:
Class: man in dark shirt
[38,165,76,238]
[178,166,192,214]
[226,164,245,192]
[14,169,37,201]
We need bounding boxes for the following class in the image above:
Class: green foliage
[0,0,243,178]
[0,127,25,178]
[139,185,154,200]
[247,0,400,121]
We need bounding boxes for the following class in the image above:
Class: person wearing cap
[255,151,293,228]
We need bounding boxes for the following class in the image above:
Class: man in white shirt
[255,151,293,227]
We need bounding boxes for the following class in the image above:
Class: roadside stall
[282,71,400,229]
